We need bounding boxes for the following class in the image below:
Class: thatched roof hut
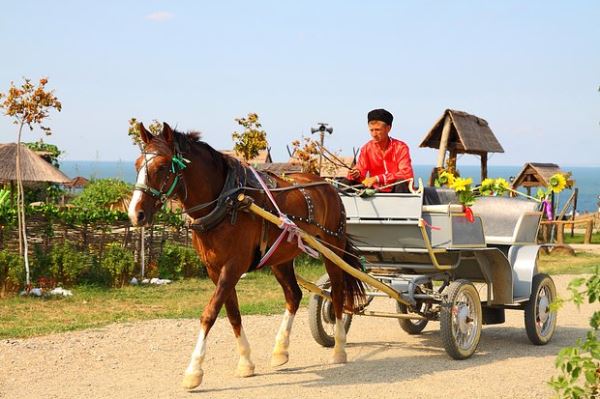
[0,143,69,183]
[512,162,573,190]
[256,162,302,175]
[64,176,89,189]
[420,109,504,183]
[220,148,272,164]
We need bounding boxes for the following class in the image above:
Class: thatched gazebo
[0,143,70,184]
[511,162,573,195]
[420,109,504,184]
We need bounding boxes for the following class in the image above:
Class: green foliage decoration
[549,267,600,398]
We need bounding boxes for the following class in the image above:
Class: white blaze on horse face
[128,153,156,224]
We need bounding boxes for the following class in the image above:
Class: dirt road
[0,275,595,398]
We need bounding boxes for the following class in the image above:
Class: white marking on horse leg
[235,327,255,377]
[128,154,155,224]
[271,309,294,367]
[182,328,206,389]
[331,318,347,364]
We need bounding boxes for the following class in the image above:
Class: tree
[128,118,163,149]
[0,77,61,287]
[232,113,268,162]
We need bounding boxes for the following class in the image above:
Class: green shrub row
[0,242,206,293]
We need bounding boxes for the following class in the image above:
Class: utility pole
[311,122,333,175]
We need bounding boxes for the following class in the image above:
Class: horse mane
[151,129,238,172]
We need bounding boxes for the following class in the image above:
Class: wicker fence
[0,217,194,271]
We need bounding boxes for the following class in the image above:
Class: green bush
[100,243,135,287]
[0,250,23,296]
[157,243,205,280]
[30,244,52,283]
[49,242,92,286]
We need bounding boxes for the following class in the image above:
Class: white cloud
[145,11,174,22]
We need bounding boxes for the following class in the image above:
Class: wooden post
[584,220,593,244]
[556,223,564,244]
[480,153,488,182]
[570,188,578,237]
[429,114,452,186]
[436,115,452,168]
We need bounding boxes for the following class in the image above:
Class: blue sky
[1,1,599,166]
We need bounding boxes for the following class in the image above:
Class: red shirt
[348,137,414,192]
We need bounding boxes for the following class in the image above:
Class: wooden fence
[0,217,194,271]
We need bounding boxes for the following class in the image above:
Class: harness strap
[248,167,319,269]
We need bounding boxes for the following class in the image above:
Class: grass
[0,259,325,339]
[538,251,600,275]
[562,231,600,244]
[2,252,599,340]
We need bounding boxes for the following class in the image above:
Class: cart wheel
[524,273,557,345]
[395,282,432,335]
[440,279,482,360]
[308,274,352,348]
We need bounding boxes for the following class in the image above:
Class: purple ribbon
[542,200,553,220]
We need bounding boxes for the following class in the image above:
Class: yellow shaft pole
[239,195,411,306]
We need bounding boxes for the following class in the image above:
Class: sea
[60,161,600,213]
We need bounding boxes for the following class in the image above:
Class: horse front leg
[224,289,255,377]
[182,268,239,390]
[270,261,302,367]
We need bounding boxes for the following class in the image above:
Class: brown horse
[128,123,365,390]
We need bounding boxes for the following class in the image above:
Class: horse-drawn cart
[240,184,557,360]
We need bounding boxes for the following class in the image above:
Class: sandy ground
[0,274,595,399]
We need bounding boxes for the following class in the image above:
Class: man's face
[368,121,391,144]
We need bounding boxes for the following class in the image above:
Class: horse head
[128,122,184,226]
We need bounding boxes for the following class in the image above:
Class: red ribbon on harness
[249,167,320,269]
[421,219,441,231]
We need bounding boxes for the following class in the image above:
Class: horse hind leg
[224,290,255,377]
[270,260,302,367]
[323,258,348,364]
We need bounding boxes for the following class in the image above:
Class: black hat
[367,109,393,125]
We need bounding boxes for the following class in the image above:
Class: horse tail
[342,238,367,311]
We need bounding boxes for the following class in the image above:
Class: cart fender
[508,245,541,301]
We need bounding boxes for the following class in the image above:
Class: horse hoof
[270,352,289,367]
[236,363,255,378]
[182,370,204,390]
[330,351,347,364]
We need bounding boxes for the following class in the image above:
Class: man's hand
[348,168,361,180]
[362,176,377,188]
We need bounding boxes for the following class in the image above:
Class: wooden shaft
[239,195,411,306]
[295,273,331,301]
[359,310,426,320]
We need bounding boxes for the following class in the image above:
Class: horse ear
[162,122,174,143]
[138,122,152,144]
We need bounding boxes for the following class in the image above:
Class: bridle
[134,148,189,206]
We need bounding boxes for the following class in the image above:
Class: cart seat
[471,197,541,245]
[423,187,457,205]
